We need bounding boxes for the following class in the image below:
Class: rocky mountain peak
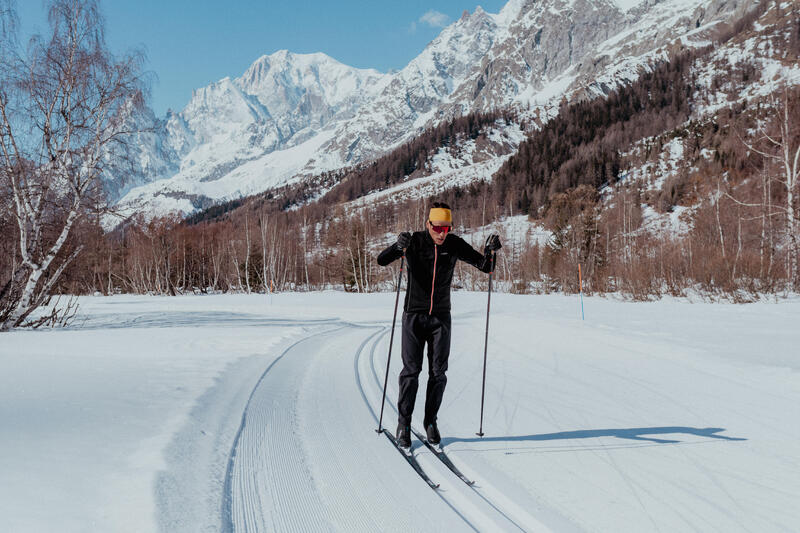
[111,0,752,221]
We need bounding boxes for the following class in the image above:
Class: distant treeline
[5,1,798,303]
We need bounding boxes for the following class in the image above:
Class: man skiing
[377,202,501,448]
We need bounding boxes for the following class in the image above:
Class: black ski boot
[426,422,441,445]
[396,423,411,448]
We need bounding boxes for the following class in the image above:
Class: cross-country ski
[382,429,441,490]
[413,428,476,486]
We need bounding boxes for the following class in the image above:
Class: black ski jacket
[377,231,494,314]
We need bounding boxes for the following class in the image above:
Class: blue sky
[16,1,508,116]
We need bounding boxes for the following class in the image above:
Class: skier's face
[427,220,450,245]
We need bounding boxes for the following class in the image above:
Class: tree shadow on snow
[442,427,747,447]
[69,311,340,330]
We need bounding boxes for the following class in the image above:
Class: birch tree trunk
[742,89,799,289]
[244,213,251,294]
[0,0,146,330]
[302,212,310,290]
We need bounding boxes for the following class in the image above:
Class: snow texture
[2,292,799,532]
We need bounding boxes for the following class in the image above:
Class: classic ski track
[352,327,481,532]
[358,326,553,533]
[299,325,471,532]
[222,325,347,532]
[224,323,478,532]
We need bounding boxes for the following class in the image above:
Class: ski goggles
[429,222,451,234]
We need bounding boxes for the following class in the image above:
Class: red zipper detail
[429,244,437,314]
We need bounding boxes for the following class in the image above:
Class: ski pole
[477,252,494,437]
[376,253,405,434]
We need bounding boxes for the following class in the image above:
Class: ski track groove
[223,326,345,532]
[226,323,483,532]
[352,327,482,532]
[223,318,580,532]
[300,327,385,533]
[361,327,555,533]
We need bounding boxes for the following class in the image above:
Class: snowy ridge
[318,6,504,166]
[433,0,797,249]
[347,121,526,211]
[692,28,800,117]
[351,156,507,209]
[112,0,759,220]
[109,51,387,222]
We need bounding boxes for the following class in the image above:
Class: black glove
[484,234,501,254]
[396,232,412,251]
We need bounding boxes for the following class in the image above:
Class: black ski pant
[397,311,451,427]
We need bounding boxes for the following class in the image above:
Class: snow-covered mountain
[111,0,753,220]
[108,51,388,216]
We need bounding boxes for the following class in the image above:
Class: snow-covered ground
[1,292,799,532]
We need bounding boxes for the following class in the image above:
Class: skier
[377,202,501,448]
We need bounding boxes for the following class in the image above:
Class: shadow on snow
[442,427,747,447]
[67,311,341,331]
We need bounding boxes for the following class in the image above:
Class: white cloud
[419,10,450,28]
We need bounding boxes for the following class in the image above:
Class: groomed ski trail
[225,324,477,532]
[358,327,575,533]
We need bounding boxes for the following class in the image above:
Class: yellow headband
[429,207,452,224]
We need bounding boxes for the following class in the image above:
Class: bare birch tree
[243,212,251,293]
[739,89,800,289]
[259,209,269,292]
[0,0,146,329]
